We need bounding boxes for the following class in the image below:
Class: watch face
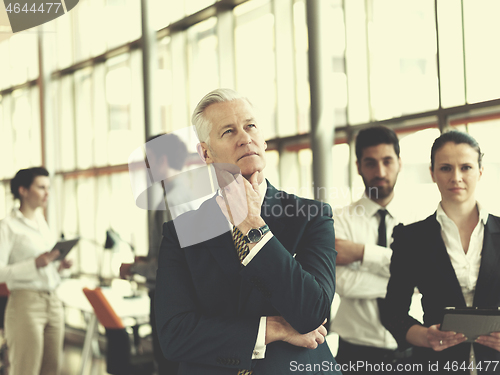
[247,229,262,243]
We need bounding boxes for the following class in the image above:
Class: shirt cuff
[241,232,273,266]
[252,316,267,359]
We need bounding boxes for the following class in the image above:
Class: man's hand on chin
[215,168,266,232]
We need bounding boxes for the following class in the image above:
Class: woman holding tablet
[381,131,500,374]
[0,167,72,375]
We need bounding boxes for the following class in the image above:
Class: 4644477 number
[444,360,499,372]
[5,3,63,13]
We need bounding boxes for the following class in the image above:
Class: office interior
[0,0,500,374]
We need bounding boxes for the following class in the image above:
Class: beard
[363,177,396,201]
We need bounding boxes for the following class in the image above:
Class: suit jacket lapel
[260,181,285,239]
[428,215,467,307]
[474,215,500,306]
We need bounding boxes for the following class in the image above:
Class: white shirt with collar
[436,202,488,375]
[0,207,60,292]
[332,195,408,349]
[436,202,487,307]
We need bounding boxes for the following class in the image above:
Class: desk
[57,278,150,375]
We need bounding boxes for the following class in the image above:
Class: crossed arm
[333,215,392,299]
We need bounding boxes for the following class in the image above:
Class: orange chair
[82,288,154,375]
[0,284,9,297]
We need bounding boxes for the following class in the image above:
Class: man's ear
[356,160,361,176]
[196,143,209,163]
[430,166,436,183]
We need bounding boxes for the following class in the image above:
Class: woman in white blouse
[381,131,500,374]
[0,167,72,375]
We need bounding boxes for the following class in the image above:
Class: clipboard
[51,237,80,261]
[441,307,500,342]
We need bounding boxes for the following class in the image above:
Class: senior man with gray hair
[154,88,340,375]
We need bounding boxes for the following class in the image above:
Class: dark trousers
[150,290,179,375]
[336,337,411,375]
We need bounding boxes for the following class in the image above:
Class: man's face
[199,99,267,180]
[357,143,401,202]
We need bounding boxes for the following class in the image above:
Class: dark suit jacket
[381,213,500,374]
[155,182,340,374]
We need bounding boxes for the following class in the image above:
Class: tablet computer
[441,307,500,342]
[51,237,80,261]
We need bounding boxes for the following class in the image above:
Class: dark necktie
[232,226,253,375]
[377,209,387,247]
[377,209,388,313]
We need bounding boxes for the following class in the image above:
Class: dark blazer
[155,182,341,375]
[381,213,500,374]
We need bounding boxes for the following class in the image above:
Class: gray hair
[191,88,251,145]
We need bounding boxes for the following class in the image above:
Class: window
[54,11,74,69]
[72,0,140,62]
[151,0,216,29]
[0,95,15,179]
[265,150,280,189]
[462,0,500,104]
[0,182,14,220]
[74,68,94,169]
[345,0,370,124]
[56,75,77,172]
[467,120,500,215]
[187,18,219,117]
[372,0,438,119]
[104,0,141,49]
[157,37,174,133]
[0,41,12,90]
[11,88,42,172]
[436,0,465,108]
[9,33,39,86]
[293,0,310,133]
[235,0,277,139]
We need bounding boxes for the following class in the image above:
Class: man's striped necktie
[232,226,253,375]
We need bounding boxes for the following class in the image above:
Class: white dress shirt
[332,195,410,349]
[0,208,60,292]
[436,202,488,375]
[436,203,486,307]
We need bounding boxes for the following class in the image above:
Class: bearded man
[331,126,410,374]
